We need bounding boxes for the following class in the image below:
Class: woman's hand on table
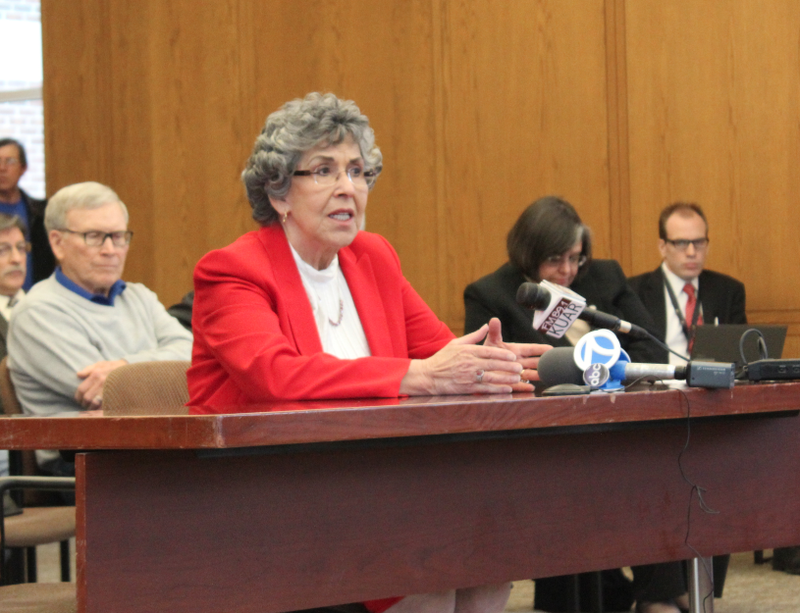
[400,318,550,395]
[483,317,551,391]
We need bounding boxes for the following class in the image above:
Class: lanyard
[664,280,702,342]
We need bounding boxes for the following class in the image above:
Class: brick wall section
[0,0,44,198]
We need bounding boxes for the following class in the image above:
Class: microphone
[514,280,586,339]
[609,361,732,388]
[516,281,651,339]
[538,347,734,389]
[578,308,651,340]
[609,361,686,382]
[537,347,584,387]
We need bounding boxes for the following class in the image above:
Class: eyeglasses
[293,165,377,188]
[0,157,21,168]
[543,253,587,268]
[58,229,134,247]
[664,238,709,251]
[0,241,30,258]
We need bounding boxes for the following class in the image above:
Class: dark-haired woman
[464,196,688,613]
[464,195,659,363]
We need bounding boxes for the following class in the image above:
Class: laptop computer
[691,324,788,370]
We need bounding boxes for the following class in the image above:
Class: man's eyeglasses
[293,165,377,188]
[58,229,134,247]
[0,157,21,168]
[0,241,31,258]
[664,238,709,251]
[543,253,587,268]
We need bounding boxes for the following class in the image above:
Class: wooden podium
[2,383,799,613]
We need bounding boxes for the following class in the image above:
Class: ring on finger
[475,369,485,384]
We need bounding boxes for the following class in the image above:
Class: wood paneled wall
[624,0,800,356]
[41,0,800,355]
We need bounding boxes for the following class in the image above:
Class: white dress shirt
[0,288,24,322]
[661,263,700,365]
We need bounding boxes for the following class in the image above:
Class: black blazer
[0,315,7,414]
[627,266,746,363]
[20,189,56,284]
[464,260,662,363]
[0,314,7,360]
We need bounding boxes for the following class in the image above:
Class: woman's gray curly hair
[242,92,383,225]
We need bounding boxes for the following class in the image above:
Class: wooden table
[2,382,800,613]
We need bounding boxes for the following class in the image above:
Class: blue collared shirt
[55,267,127,306]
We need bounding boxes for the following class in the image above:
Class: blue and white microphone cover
[573,329,630,391]
[583,362,611,388]
[573,329,621,370]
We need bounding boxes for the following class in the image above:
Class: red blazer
[187,224,455,407]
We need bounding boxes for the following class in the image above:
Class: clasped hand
[401,318,551,395]
[75,359,128,410]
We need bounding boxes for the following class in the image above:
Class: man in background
[8,181,192,475]
[628,201,746,603]
[0,213,29,478]
[0,138,55,288]
[628,202,746,364]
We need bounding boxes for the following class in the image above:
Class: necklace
[328,298,344,327]
[324,275,344,327]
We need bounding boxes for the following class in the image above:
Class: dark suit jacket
[0,314,7,361]
[0,315,7,415]
[464,260,662,363]
[20,189,56,284]
[628,266,747,363]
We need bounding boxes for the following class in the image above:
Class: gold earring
[282,211,288,225]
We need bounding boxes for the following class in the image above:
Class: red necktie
[684,283,703,352]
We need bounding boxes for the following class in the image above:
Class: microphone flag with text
[514,280,586,339]
[516,281,651,339]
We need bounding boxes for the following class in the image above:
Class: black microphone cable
[736,328,770,379]
[675,386,718,613]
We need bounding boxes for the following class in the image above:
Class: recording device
[742,359,800,382]
[732,327,800,382]
[538,346,735,390]
[516,281,651,339]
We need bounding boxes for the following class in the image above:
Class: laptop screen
[691,324,787,369]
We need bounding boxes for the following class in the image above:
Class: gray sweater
[8,275,192,419]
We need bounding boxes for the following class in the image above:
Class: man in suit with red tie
[627,202,746,608]
[628,202,746,365]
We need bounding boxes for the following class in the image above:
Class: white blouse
[289,244,371,360]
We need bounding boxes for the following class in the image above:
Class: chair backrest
[0,357,48,503]
[102,361,191,415]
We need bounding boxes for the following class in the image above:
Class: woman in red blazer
[188,93,549,613]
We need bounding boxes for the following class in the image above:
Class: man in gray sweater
[7,181,192,472]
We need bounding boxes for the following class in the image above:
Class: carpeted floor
[505,551,800,612]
